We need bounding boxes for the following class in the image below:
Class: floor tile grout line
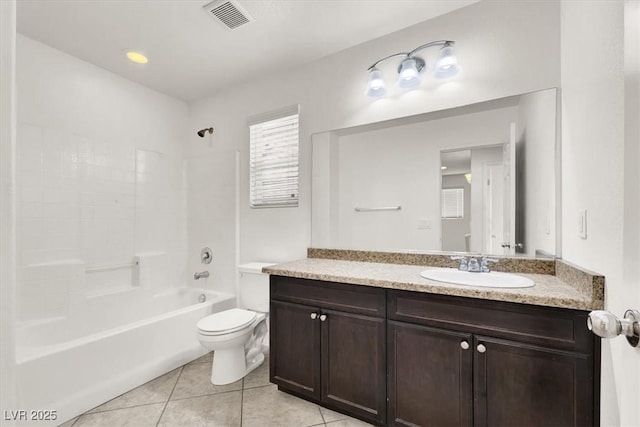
[319,406,327,424]
[154,365,184,427]
[78,400,170,416]
[167,386,245,403]
[240,378,245,427]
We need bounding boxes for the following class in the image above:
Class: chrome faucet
[450,256,499,273]
[450,256,468,271]
[467,257,481,272]
[194,271,209,280]
[481,257,499,272]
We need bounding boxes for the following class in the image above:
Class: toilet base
[210,349,265,385]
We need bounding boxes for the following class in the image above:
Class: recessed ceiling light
[441,166,447,170]
[126,51,148,64]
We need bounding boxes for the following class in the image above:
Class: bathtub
[15,287,235,426]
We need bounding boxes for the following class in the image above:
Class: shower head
[197,127,214,138]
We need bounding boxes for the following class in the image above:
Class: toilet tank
[238,262,275,313]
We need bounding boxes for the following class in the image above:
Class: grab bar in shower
[354,206,402,212]
[86,260,140,273]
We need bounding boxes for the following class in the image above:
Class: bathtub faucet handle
[194,271,210,280]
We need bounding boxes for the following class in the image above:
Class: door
[270,300,321,400]
[321,309,386,425]
[501,123,517,254]
[484,162,504,254]
[473,336,594,427]
[387,321,473,427]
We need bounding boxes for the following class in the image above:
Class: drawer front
[388,290,593,352]
[271,275,385,317]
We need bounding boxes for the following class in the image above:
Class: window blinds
[441,188,464,219]
[249,110,299,208]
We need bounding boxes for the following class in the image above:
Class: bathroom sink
[419,268,535,288]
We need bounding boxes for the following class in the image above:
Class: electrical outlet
[578,209,587,239]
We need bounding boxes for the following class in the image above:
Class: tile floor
[58,353,373,427]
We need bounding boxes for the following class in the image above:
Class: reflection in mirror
[311,88,558,257]
[441,145,513,255]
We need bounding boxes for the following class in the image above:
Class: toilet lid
[197,308,257,335]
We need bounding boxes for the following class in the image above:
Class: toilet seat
[197,308,257,336]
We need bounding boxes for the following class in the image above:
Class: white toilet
[196,262,273,385]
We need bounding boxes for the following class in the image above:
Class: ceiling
[16,0,476,102]
[441,150,471,175]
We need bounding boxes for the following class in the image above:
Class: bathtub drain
[198,293,206,303]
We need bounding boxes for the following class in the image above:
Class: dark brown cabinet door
[270,300,321,400]
[474,336,594,427]
[321,309,386,425]
[388,321,473,427]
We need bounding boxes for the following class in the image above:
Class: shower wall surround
[15,35,189,323]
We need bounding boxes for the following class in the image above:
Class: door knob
[477,344,486,353]
[587,309,640,347]
[460,341,469,350]
[319,314,327,322]
[310,313,318,320]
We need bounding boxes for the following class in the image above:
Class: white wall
[561,1,639,425]
[187,0,561,266]
[185,150,239,297]
[517,89,557,256]
[15,36,189,322]
[1,0,18,424]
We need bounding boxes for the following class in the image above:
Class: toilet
[196,262,274,385]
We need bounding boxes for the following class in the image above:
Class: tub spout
[194,271,209,280]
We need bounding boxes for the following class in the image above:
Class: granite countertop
[263,257,603,311]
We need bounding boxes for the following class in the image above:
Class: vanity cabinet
[270,276,387,425]
[270,275,599,427]
[388,290,599,427]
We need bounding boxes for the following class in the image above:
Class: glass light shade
[397,57,421,89]
[433,45,459,78]
[365,68,386,98]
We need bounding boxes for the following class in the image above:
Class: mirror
[311,88,558,257]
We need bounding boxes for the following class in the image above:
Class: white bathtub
[15,287,235,426]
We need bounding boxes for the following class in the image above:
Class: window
[249,106,299,208]
[441,188,464,219]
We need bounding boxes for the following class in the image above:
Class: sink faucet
[481,257,499,273]
[450,256,468,271]
[450,256,499,273]
[467,257,481,272]
[194,271,209,280]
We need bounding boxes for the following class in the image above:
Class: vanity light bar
[365,40,459,98]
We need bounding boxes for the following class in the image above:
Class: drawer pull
[319,314,327,322]
[310,313,318,320]
[460,341,469,350]
[477,344,487,353]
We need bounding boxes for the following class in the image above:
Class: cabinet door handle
[319,314,327,322]
[310,313,318,320]
[460,341,470,350]
[477,344,487,353]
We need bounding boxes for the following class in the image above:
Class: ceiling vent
[203,0,254,30]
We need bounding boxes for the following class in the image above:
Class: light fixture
[434,43,459,78]
[365,67,386,98]
[126,51,148,64]
[365,40,459,98]
[465,173,472,184]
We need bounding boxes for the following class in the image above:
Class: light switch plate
[578,209,587,239]
[418,219,432,230]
